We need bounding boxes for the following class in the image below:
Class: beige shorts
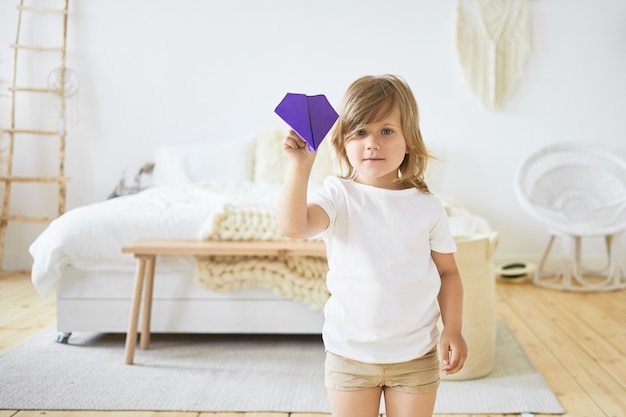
[325,346,440,394]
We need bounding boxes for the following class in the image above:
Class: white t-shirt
[309,177,457,364]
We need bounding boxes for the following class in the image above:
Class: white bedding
[29,181,281,296]
[30,181,492,298]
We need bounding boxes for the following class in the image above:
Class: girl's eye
[382,128,393,135]
[355,129,366,136]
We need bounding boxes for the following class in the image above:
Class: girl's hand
[282,129,316,167]
[439,328,468,375]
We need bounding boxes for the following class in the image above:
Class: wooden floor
[1,270,625,417]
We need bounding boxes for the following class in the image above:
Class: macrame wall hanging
[456,0,531,110]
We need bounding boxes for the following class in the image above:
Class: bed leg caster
[56,332,72,344]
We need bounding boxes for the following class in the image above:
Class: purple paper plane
[274,93,339,151]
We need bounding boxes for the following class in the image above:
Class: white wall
[1,0,625,270]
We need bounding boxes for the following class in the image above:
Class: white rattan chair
[515,142,626,291]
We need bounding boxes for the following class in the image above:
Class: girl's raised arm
[276,130,329,239]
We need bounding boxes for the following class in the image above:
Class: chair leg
[606,233,626,288]
[560,234,576,288]
[534,235,559,287]
[534,232,626,292]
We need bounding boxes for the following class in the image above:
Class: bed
[29,129,498,379]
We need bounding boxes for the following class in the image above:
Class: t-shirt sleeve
[429,198,457,253]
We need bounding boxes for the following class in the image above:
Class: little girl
[277,74,467,417]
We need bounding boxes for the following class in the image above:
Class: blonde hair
[330,74,431,193]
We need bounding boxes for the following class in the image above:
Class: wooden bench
[121,239,326,364]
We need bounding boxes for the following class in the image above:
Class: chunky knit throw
[194,185,329,311]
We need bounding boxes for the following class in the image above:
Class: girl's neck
[353,175,408,190]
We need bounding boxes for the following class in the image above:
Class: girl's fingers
[442,346,467,374]
[284,130,307,149]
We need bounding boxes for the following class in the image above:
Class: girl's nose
[366,136,380,150]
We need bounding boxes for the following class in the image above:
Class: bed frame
[55,264,325,341]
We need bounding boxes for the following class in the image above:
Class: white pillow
[152,145,192,185]
[252,129,290,185]
[152,137,253,186]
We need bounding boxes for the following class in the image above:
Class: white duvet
[29,182,282,297]
[29,181,492,297]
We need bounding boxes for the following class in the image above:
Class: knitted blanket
[194,183,329,311]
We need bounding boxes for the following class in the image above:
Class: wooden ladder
[0,0,71,270]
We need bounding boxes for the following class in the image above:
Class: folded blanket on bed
[200,204,288,241]
[195,254,328,310]
[196,195,329,310]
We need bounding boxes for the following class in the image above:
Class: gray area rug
[0,320,563,414]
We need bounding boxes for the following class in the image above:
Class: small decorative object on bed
[108,162,154,199]
[29,129,499,379]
